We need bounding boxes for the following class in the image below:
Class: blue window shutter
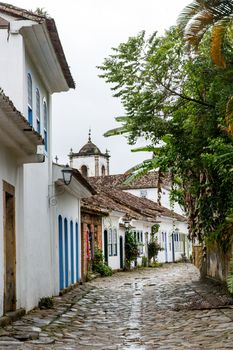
[70,221,74,284]
[64,218,68,287]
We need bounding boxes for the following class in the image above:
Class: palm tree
[177,0,233,67]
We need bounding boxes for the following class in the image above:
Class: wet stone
[1,264,233,349]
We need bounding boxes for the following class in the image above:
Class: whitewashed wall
[125,188,184,215]
[0,144,24,316]
[20,48,53,311]
[0,19,54,312]
[130,220,152,265]
[72,154,108,177]
[22,159,52,311]
[102,213,122,270]
[156,217,191,263]
[0,27,25,113]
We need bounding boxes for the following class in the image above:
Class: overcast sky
[12,0,190,174]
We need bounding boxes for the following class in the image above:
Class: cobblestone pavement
[1,264,233,349]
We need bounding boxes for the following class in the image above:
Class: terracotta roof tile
[86,177,186,222]
[89,171,171,190]
[81,182,187,223]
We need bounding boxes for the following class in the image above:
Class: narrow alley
[1,264,233,349]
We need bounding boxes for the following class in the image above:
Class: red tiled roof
[81,182,186,223]
[89,171,171,190]
[85,177,186,222]
[82,188,161,222]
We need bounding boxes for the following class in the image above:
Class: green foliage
[148,240,163,261]
[141,256,148,267]
[38,297,53,309]
[151,224,160,235]
[148,261,163,268]
[85,271,93,282]
[94,263,113,276]
[92,248,104,268]
[92,248,113,277]
[125,231,139,269]
[178,0,233,67]
[99,27,233,245]
[34,7,49,16]
[227,258,233,294]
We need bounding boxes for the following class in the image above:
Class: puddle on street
[122,281,145,350]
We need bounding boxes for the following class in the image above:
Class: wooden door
[3,181,16,313]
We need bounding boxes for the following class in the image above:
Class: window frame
[43,100,48,152]
[81,165,88,177]
[112,228,118,256]
[27,73,33,125]
[101,165,106,177]
[108,228,113,256]
[36,88,41,133]
[140,189,147,198]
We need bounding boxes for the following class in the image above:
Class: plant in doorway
[38,296,54,309]
[125,231,139,270]
[92,248,113,277]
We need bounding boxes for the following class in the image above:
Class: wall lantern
[123,215,131,229]
[62,165,73,185]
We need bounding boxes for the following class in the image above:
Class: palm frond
[131,145,159,153]
[123,159,159,185]
[124,159,152,174]
[103,126,128,137]
[210,19,230,67]
[184,9,214,47]
[225,95,233,135]
[177,0,204,29]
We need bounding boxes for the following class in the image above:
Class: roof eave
[0,89,44,161]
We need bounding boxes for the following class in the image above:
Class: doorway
[104,229,108,265]
[119,236,124,269]
[3,181,16,314]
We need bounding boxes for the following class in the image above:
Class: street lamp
[62,165,73,185]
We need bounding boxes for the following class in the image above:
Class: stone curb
[0,309,25,328]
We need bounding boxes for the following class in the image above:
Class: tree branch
[159,79,215,108]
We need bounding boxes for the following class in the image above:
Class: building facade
[0,4,74,317]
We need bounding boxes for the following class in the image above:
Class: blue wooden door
[58,215,64,290]
[70,221,74,284]
[76,222,79,282]
[64,218,69,288]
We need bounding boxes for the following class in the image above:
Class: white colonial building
[0,3,79,319]
[71,135,191,267]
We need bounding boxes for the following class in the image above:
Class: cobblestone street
[1,264,233,349]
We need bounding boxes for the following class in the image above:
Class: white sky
[11,0,190,174]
